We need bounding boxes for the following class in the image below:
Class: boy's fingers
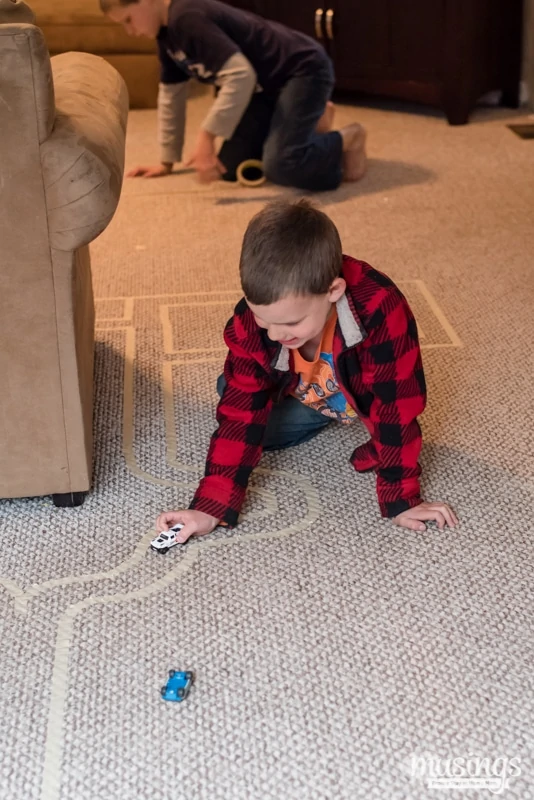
[412,509,447,529]
[198,169,218,184]
[426,510,446,529]
[399,518,426,532]
[156,511,185,532]
[127,166,147,177]
[440,506,458,528]
[155,514,172,532]
[175,524,196,544]
[155,516,168,532]
[434,511,447,530]
[428,504,458,528]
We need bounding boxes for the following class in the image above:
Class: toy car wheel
[184,671,193,681]
[177,688,185,698]
[158,547,169,554]
[160,687,167,696]
[168,670,176,678]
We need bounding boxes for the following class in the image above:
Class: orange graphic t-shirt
[291,310,357,424]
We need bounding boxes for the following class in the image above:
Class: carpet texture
[1,93,534,800]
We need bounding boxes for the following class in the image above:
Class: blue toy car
[161,670,194,702]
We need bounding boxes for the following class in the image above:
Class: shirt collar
[271,291,366,372]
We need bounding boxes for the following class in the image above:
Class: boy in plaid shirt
[156,200,457,540]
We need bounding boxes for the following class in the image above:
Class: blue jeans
[263,58,343,192]
[219,56,343,192]
[216,374,331,451]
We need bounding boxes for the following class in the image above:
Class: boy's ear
[328,277,346,302]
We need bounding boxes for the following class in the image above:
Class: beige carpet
[1,92,534,800]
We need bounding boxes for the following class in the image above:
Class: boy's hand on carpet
[393,502,458,532]
[185,130,227,183]
[155,509,219,543]
[127,163,173,178]
[185,152,227,183]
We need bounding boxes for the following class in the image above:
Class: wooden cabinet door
[328,0,390,89]
[389,0,444,79]
[260,0,326,44]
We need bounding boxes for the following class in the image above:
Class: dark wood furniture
[232,0,524,124]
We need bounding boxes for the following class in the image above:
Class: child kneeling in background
[101,0,366,189]
[156,200,458,540]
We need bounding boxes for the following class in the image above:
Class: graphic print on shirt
[168,48,216,82]
[293,352,357,424]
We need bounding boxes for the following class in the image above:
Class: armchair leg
[52,491,87,508]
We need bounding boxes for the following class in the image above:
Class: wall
[525,0,534,108]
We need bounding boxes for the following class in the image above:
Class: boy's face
[247,278,346,350]
[107,0,164,38]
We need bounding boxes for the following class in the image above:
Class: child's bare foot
[340,122,367,181]
[316,101,335,134]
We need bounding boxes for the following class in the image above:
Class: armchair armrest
[41,52,128,251]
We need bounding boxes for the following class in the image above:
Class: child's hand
[127,163,173,178]
[393,501,458,532]
[155,509,219,543]
[185,130,226,183]
[186,152,226,183]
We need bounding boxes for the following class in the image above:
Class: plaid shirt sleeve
[352,288,427,518]
[189,313,275,526]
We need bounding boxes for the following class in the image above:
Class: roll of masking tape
[236,159,266,187]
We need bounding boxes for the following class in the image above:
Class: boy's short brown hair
[239,199,343,305]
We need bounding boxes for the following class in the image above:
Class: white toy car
[150,524,184,554]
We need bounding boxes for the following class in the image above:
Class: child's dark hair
[240,199,343,305]
[100,0,136,11]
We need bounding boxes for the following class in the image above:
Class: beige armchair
[0,1,128,506]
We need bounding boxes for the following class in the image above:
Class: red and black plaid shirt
[190,256,427,524]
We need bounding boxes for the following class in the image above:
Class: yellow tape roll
[236,159,266,187]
